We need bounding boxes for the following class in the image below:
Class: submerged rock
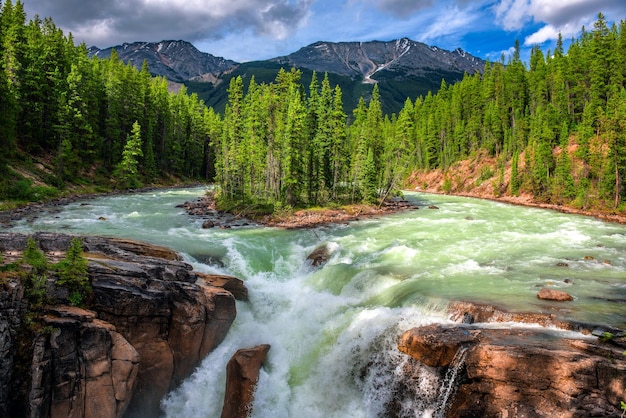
[447,300,620,335]
[221,345,270,418]
[305,242,337,268]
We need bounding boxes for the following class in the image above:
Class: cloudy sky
[22,0,626,63]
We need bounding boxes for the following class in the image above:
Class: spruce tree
[114,121,144,188]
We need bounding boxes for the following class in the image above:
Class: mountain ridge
[270,38,483,81]
[88,40,238,83]
[89,38,486,114]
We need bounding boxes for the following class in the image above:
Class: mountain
[270,38,483,82]
[90,38,486,114]
[88,40,238,83]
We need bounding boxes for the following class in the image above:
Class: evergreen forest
[1,0,625,214]
[0,0,218,201]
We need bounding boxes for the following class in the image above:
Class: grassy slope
[0,151,190,210]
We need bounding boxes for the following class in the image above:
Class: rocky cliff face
[88,40,238,82]
[0,233,239,418]
[271,38,484,81]
[398,304,626,417]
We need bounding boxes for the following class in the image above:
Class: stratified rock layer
[399,314,626,417]
[0,233,239,418]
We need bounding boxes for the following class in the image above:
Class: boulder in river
[221,345,270,418]
[537,287,574,301]
[397,324,480,367]
[305,242,336,268]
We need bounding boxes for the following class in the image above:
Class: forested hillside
[214,13,626,212]
[0,0,217,204]
[403,14,626,211]
[2,0,625,215]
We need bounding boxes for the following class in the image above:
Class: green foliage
[272,201,294,219]
[21,237,49,308]
[476,166,494,185]
[25,274,48,308]
[113,121,144,188]
[600,331,615,342]
[2,8,626,216]
[442,177,453,194]
[55,237,90,306]
[510,152,520,196]
[2,176,59,202]
[0,8,220,199]
[67,291,85,307]
[22,237,47,274]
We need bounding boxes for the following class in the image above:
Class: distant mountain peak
[90,37,486,115]
[88,40,239,83]
[270,38,484,82]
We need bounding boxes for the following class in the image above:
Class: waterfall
[433,345,469,417]
[7,187,626,417]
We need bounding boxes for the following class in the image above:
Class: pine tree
[510,151,520,196]
[114,121,144,188]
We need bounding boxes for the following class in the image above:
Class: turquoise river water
[7,187,626,417]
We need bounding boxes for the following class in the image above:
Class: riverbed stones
[537,287,574,301]
[221,344,270,418]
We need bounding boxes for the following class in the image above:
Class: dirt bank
[406,156,626,224]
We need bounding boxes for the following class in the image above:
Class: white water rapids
[7,187,626,417]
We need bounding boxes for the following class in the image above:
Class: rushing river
[7,187,626,417]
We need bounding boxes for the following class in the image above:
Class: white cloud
[495,0,626,45]
[24,0,313,47]
[419,7,478,44]
[494,0,531,31]
[523,21,582,45]
[486,45,516,61]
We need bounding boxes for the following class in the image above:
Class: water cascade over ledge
[8,187,626,417]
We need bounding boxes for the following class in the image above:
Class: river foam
[7,187,626,417]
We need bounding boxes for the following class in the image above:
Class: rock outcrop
[0,233,241,418]
[221,345,271,418]
[198,273,249,301]
[397,324,480,368]
[399,303,626,417]
[34,306,140,418]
